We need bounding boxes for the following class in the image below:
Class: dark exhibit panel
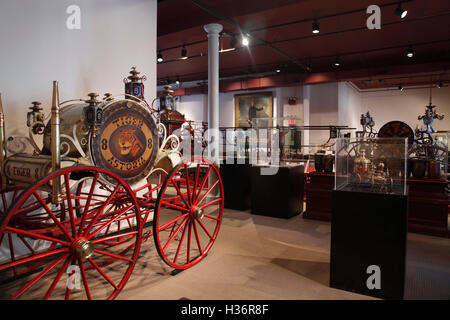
[251,165,305,218]
[407,178,449,237]
[303,172,334,221]
[330,189,408,300]
[219,160,252,210]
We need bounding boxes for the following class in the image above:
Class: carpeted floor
[119,209,450,300]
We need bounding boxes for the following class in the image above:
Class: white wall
[0,0,157,137]
[361,86,450,133]
[176,82,450,146]
[338,82,362,131]
[307,82,339,145]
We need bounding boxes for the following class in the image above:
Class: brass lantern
[159,85,175,110]
[124,66,146,100]
[83,93,103,135]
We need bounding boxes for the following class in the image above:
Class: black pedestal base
[251,165,305,219]
[330,189,408,300]
[219,160,252,211]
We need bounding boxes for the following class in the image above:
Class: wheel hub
[190,206,204,219]
[73,239,94,259]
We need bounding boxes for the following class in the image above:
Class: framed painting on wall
[234,92,273,127]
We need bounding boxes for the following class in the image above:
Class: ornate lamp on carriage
[159,85,186,135]
[124,66,146,100]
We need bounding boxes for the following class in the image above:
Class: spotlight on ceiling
[398,85,404,91]
[242,35,249,46]
[437,81,443,88]
[407,46,414,58]
[157,51,163,63]
[230,36,237,48]
[306,59,313,72]
[395,3,407,19]
[334,56,341,67]
[276,65,281,73]
[312,19,320,34]
[175,77,180,85]
[181,46,188,60]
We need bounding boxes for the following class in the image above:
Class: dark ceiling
[157,0,450,90]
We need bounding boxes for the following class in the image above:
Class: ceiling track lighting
[275,65,281,73]
[398,85,404,91]
[334,56,341,67]
[181,46,188,60]
[175,76,180,85]
[395,2,407,19]
[437,81,443,88]
[242,35,249,46]
[312,19,320,34]
[157,51,163,63]
[407,46,414,58]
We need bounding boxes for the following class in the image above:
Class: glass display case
[250,117,355,168]
[335,137,408,195]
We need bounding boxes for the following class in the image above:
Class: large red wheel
[153,158,224,269]
[0,166,142,300]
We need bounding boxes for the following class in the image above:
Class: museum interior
[0,0,449,301]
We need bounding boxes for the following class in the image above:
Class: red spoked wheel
[153,157,224,269]
[0,166,142,300]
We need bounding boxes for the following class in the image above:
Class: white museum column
[203,23,223,165]
[303,85,311,154]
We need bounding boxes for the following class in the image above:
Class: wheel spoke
[199,197,222,209]
[196,219,213,240]
[10,254,68,300]
[160,200,189,212]
[196,180,219,206]
[33,192,73,241]
[64,173,77,237]
[184,164,192,205]
[192,164,201,203]
[91,231,138,244]
[86,205,134,240]
[192,216,203,254]
[83,185,120,237]
[93,249,133,262]
[87,258,118,289]
[194,165,212,203]
[78,258,91,300]
[162,217,188,252]
[171,179,189,208]
[173,218,189,264]
[44,255,71,300]
[158,213,188,232]
[79,173,99,236]
[187,220,192,264]
[203,214,221,221]
[0,247,69,272]
[4,226,70,247]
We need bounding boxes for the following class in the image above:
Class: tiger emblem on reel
[91,100,158,185]
[118,129,143,158]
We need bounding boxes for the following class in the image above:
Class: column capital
[203,23,223,35]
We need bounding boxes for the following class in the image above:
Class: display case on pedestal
[331,137,408,300]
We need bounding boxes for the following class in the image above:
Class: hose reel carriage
[0,68,224,299]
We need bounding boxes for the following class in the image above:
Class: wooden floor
[118,209,450,300]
